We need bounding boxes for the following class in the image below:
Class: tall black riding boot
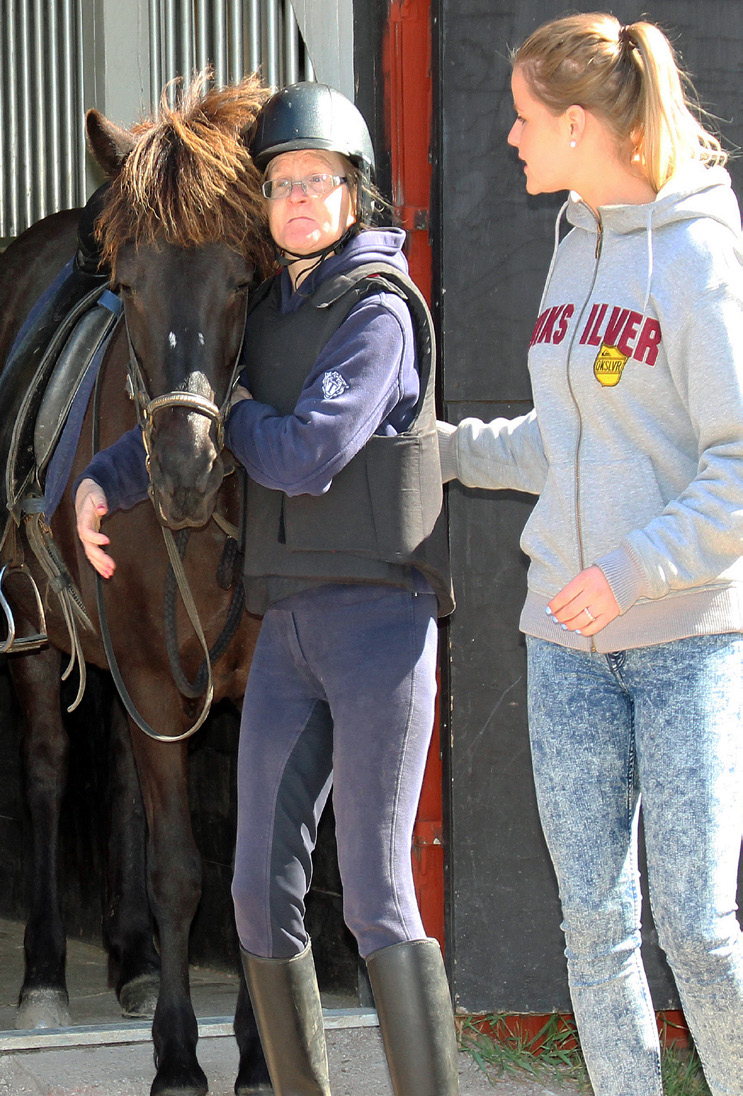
[366,938,460,1096]
[240,943,331,1096]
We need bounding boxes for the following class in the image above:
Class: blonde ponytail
[513,13,726,191]
[627,21,725,190]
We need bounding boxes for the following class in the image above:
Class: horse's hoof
[150,1083,208,1096]
[16,988,71,1030]
[235,1065,273,1094]
[150,1084,208,1096]
[150,1063,208,1096]
[234,1048,272,1093]
[119,972,160,1018]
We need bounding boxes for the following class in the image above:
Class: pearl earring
[570,139,577,148]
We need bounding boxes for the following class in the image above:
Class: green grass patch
[660,1044,711,1096]
[458,1013,588,1089]
[458,1013,711,1095]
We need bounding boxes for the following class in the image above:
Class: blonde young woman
[439,14,743,1096]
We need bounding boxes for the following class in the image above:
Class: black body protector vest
[238,262,454,617]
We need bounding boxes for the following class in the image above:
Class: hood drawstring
[276,224,361,276]
[543,199,656,335]
[641,208,654,317]
[539,199,570,314]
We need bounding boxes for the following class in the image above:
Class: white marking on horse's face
[183,371,215,400]
[168,331,177,349]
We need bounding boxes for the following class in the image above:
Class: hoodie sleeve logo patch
[322,370,349,400]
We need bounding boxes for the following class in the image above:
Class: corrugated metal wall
[0,0,84,238]
[0,0,312,240]
[151,0,312,107]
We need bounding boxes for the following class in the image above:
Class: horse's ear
[86,109,136,176]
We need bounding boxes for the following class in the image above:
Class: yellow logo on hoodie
[594,343,629,387]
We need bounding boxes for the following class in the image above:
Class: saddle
[0,257,123,678]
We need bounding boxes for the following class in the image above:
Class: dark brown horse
[0,74,276,1096]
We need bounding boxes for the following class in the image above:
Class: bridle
[123,309,244,486]
[121,292,248,518]
[95,298,248,743]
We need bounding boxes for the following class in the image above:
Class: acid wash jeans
[526,633,743,1096]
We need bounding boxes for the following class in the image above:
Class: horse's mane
[96,70,275,278]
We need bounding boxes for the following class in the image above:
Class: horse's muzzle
[148,471,224,530]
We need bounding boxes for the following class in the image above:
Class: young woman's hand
[547,565,620,635]
[75,478,116,579]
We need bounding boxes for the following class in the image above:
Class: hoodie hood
[540,164,742,318]
[281,227,409,307]
[567,163,741,238]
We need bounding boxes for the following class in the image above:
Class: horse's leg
[9,642,72,1029]
[130,712,208,1096]
[104,695,161,1018]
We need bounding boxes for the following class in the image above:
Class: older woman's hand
[75,478,116,579]
[230,384,253,408]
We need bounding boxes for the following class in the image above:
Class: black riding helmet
[251,82,376,230]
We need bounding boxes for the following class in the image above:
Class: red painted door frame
[382,0,445,950]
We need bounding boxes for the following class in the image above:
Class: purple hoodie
[78,228,418,510]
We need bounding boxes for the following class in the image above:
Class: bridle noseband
[143,391,227,456]
[124,337,238,475]
[122,284,250,479]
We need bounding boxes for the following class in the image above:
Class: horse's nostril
[150,476,221,531]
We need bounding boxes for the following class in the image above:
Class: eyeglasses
[261,173,348,200]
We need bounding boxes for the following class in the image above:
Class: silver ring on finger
[584,607,595,623]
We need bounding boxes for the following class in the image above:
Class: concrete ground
[0,1028,588,1096]
[0,919,585,1096]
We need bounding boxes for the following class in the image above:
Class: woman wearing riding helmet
[75,81,457,1096]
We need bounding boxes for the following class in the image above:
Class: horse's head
[86,73,274,529]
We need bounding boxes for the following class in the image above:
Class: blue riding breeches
[231,579,439,959]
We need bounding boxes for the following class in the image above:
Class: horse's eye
[233,265,255,294]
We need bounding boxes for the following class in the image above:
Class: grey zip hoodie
[439,163,743,652]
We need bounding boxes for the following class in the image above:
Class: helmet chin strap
[276,224,360,271]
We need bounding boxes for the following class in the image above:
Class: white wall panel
[288,0,352,97]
